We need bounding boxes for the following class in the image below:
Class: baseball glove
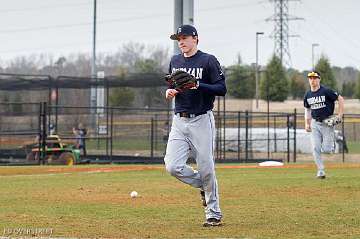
[165,70,198,92]
[324,115,342,127]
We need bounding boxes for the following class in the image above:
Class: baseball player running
[164,25,226,227]
[304,71,344,179]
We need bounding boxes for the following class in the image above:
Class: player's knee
[322,145,335,154]
[165,162,181,177]
[312,145,321,154]
[200,170,214,182]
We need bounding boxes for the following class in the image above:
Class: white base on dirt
[258,161,284,167]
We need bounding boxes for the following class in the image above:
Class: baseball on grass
[130,191,138,198]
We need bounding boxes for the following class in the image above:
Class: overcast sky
[0,0,359,71]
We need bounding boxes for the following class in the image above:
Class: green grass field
[0,164,359,239]
[347,141,360,154]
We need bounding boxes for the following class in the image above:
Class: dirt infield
[0,165,162,176]
[1,162,359,176]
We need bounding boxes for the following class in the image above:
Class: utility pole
[173,0,194,55]
[312,43,319,70]
[266,0,303,67]
[90,0,97,130]
[255,32,264,109]
[172,0,194,110]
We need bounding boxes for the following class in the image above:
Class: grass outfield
[0,164,359,239]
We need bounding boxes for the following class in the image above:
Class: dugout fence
[0,73,352,165]
[1,102,351,165]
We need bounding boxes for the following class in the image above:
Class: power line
[0,1,264,35]
[0,13,171,34]
[0,1,91,13]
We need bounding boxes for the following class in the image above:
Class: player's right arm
[165,89,178,100]
[303,93,312,132]
[304,107,312,132]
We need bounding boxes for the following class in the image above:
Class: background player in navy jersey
[304,71,344,179]
[164,25,226,227]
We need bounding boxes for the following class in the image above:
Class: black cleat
[200,190,207,207]
[203,218,222,227]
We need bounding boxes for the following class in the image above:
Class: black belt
[176,111,207,118]
[314,118,324,122]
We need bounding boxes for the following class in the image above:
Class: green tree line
[226,54,360,101]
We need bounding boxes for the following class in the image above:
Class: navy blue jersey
[169,50,226,114]
[303,85,339,120]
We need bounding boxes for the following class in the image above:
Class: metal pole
[312,43,319,69]
[245,110,249,161]
[182,0,194,25]
[110,107,113,163]
[173,0,183,55]
[223,96,226,160]
[267,72,270,160]
[274,115,277,152]
[237,111,240,162]
[287,114,290,163]
[255,32,264,109]
[342,115,345,163]
[151,118,154,159]
[90,0,97,131]
[293,109,297,163]
[55,87,58,133]
[106,81,109,158]
[216,97,220,160]
[155,114,158,151]
[41,102,47,165]
[47,87,51,135]
[38,103,42,164]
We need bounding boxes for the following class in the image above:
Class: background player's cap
[307,71,321,79]
[170,25,198,40]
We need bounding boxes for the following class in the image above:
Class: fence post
[342,114,345,163]
[55,87,59,131]
[274,115,277,152]
[267,111,270,160]
[245,110,249,161]
[237,111,241,162]
[216,97,220,160]
[105,106,108,162]
[293,109,297,163]
[287,114,290,163]
[155,114,158,151]
[110,108,113,163]
[37,102,42,164]
[41,102,47,165]
[151,117,154,159]
[223,97,226,160]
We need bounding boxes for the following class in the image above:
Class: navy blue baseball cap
[170,25,198,40]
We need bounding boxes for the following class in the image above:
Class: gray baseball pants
[311,119,335,173]
[164,111,222,220]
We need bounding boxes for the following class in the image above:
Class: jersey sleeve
[303,92,310,108]
[198,55,226,96]
[208,55,225,84]
[168,61,172,74]
[326,88,339,101]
